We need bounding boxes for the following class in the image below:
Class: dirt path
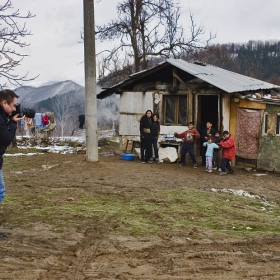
[1,152,280,279]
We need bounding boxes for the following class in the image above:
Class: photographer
[0,89,25,237]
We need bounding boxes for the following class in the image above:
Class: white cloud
[4,0,280,88]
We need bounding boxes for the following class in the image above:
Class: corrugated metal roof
[98,58,280,99]
[167,58,280,93]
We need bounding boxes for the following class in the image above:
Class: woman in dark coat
[139,110,153,163]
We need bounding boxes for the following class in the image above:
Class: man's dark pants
[181,142,196,165]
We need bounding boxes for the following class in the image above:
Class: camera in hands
[12,104,36,118]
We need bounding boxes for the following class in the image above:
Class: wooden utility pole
[83,0,98,161]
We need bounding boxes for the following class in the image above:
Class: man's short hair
[188,121,194,125]
[0,89,19,104]
[223,130,229,135]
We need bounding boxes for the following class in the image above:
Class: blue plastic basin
[121,153,135,161]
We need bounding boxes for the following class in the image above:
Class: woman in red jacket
[218,131,235,175]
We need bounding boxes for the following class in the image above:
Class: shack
[97,58,280,171]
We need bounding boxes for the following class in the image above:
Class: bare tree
[97,51,134,86]
[95,0,215,76]
[48,93,83,137]
[0,0,37,88]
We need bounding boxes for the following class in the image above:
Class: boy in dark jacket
[0,89,25,237]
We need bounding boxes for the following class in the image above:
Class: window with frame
[263,112,280,135]
[276,113,280,135]
[163,95,187,125]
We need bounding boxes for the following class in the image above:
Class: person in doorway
[218,131,235,175]
[140,110,153,163]
[150,113,160,163]
[174,122,200,168]
[203,136,219,173]
[201,121,216,166]
[0,89,25,237]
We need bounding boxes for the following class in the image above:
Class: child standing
[218,131,235,175]
[203,136,219,173]
[150,113,160,163]
[213,130,223,172]
[174,122,200,168]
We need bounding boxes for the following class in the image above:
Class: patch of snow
[14,134,118,155]
[4,152,43,157]
[210,188,261,199]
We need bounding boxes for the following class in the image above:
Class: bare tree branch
[95,0,216,78]
[0,0,38,88]
[48,93,82,137]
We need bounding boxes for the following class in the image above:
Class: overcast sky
[6,0,280,87]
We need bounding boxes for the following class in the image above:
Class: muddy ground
[1,144,280,279]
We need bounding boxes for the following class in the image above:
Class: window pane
[178,96,187,124]
[277,115,280,134]
[264,114,268,133]
[166,96,175,123]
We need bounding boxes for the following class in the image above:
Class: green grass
[3,186,280,239]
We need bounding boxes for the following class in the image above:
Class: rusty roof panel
[167,58,280,93]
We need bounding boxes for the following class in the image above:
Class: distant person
[139,110,153,163]
[174,122,200,168]
[218,131,235,175]
[203,136,219,173]
[78,114,85,129]
[0,89,25,237]
[150,113,160,163]
[201,121,216,166]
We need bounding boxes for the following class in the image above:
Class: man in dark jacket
[140,110,153,163]
[0,89,24,237]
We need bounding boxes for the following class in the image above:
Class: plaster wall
[258,104,280,171]
[119,91,153,113]
[222,94,231,132]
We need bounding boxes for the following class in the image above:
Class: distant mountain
[14,80,119,131]
[15,80,84,107]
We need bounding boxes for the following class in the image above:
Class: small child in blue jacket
[203,136,219,173]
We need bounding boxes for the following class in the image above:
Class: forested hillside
[188,40,280,85]
[99,40,280,88]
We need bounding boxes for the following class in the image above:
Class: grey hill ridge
[15,80,84,107]
[13,81,118,129]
